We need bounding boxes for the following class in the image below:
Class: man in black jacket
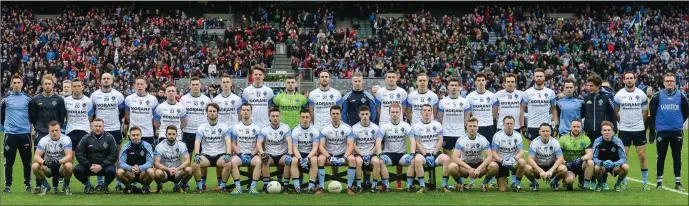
[581,74,617,142]
[29,74,67,146]
[341,72,378,125]
[74,119,118,194]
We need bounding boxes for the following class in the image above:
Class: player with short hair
[317,105,353,193]
[242,65,275,129]
[648,73,689,191]
[375,70,407,125]
[180,77,212,159]
[495,74,526,133]
[1,74,35,193]
[491,116,527,192]
[613,72,650,189]
[213,74,243,128]
[125,76,159,146]
[347,105,382,194]
[153,125,193,193]
[191,103,232,193]
[257,108,293,192]
[559,119,594,191]
[556,78,583,136]
[466,72,498,142]
[438,77,471,155]
[592,121,630,192]
[525,123,567,191]
[90,73,126,191]
[410,104,450,193]
[341,72,377,125]
[32,121,73,195]
[308,70,342,130]
[269,76,307,128]
[116,127,155,193]
[291,109,322,194]
[61,80,72,97]
[74,119,118,194]
[377,104,414,193]
[64,78,94,147]
[523,69,559,144]
[448,117,497,192]
[154,85,188,142]
[405,73,439,124]
[229,103,264,194]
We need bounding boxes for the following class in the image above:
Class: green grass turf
[1,131,687,205]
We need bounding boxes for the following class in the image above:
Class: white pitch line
[625,177,688,196]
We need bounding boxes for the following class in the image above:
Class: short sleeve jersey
[37,135,72,162]
[125,93,159,137]
[91,89,125,131]
[495,89,525,129]
[410,121,444,154]
[229,122,262,155]
[242,85,275,128]
[64,95,94,134]
[466,91,498,127]
[375,87,408,125]
[490,130,524,160]
[528,137,563,166]
[321,123,354,156]
[404,90,439,124]
[559,134,592,162]
[212,93,243,128]
[523,87,556,128]
[153,102,188,140]
[196,122,231,156]
[454,134,491,164]
[258,123,292,156]
[154,140,189,168]
[351,122,382,155]
[438,96,471,137]
[180,93,211,133]
[291,125,322,154]
[380,122,413,154]
[613,88,648,131]
[308,88,342,130]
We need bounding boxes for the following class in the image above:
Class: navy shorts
[66,130,88,147]
[497,165,514,178]
[106,130,123,145]
[526,128,540,141]
[534,164,554,178]
[442,136,460,150]
[618,130,647,147]
[478,126,496,143]
[182,133,196,155]
[566,161,584,176]
[203,154,224,167]
[270,154,286,164]
[141,136,155,146]
[45,164,62,178]
[382,153,406,166]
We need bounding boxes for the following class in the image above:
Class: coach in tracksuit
[581,75,616,142]
[648,73,689,191]
[1,74,33,193]
[74,119,119,194]
[29,75,67,147]
[341,72,378,125]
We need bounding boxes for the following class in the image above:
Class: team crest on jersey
[361,98,366,103]
[432,126,437,132]
[58,143,63,148]
[309,133,314,138]
[396,93,401,98]
[486,97,491,102]
[549,146,553,151]
[224,102,228,106]
[580,142,585,148]
[231,100,235,105]
[544,93,549,98]
[140,150,145,156]
[263,91,268,96]
[111,96,116,101]
[52,101,57,106]
[83,103,87,108]
[103,142,108,148]
[369,130,375,135]
[146,100,150,105]
[252,129,256,134]
[611,147,616,152]
[635,95,640,100]
[200,101,205,105]
[280,131,284,135]
[598,99,603,106]
[296,99,301,103]
[330,94,334,99]
[401,127,405,132]
[176,109,181,114]
[514,139,518,144]
[217,128,223,134]
[75,103,80,108]
[427,97,432,102]
[340,131,345,136]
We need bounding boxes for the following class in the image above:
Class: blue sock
[418,177,425,188]
[483,177,491,185]
[116,178,121,186]
[219,181,226,188]
[42,179,50,188]
[196,180,203,189]
[584,179,590,188]
[217,177,222,185]
[64,180,70,187]
[455,177,463,185]
[292,178,301,190]
[382,179,390,188]
[490,177,496,184]
[318,167,326,188]
[511,174,517,184]
[470,177,475,184]
[308,180,316,190]
[355,179,361,188]
[347,167,356,187]
[407,176,414,188]
[85,181,92,188]
[442,176,449,187]
[97,176,104,185]
[249,180,257,190]
[623,177,627,185]
[282,178,289,187]
[371,179,379,189]
[514,177,521,186]
[201,176,207,185]
[234,179,241,189]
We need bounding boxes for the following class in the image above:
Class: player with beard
[523,69,559,144]
[90,73,126,191]
[270,76,307,128]
[308,71,342,130]
[559,120,594,191]
[192,103,232,193]
[153,125,193,193]
[613,72,650,189]
[495,74,525,134]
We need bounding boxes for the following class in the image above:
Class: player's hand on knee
[223,153,232,163]
[260,153,270,165]
[193,154,202,164]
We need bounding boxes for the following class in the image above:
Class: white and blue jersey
[180,93,211,134]
[491,130,523,160]
[291,125,322,154]
[375,87,408,125]
[455,134,491,164]
[212,93,243,128]
[37,135,72,162]
[229,122,262,155]
[438,96,470,137]
[495,89,525,130]
[308,88,342,130]
[154,140,189,168]
[380,122,412,154]
[196,122,232,156]
[351,122,382,155]
[613,88,648,132]
[404,90,439,124]
[64,95,94,134]
[321,123,354,156]
[523,87,557,128]
[466,91,498,127]
[528,137,563,166]
[91,89,126,131]
[125,93,159,137]
[258,123,292,157]
[153,102,188,140]
[242,85,275,128]
[410,121,444,154]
